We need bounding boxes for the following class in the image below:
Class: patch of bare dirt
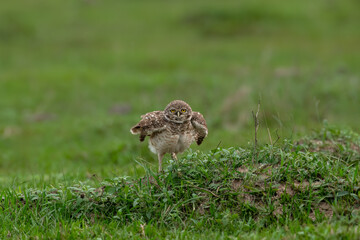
[232,179,243,190]
[309,212,316,221]
[319,202,333,218]
[242,192,256,203]
[295,139,360,155]
[236,167,249,174]
[308,202,333,221]
[256,164,273,181]
[276,184,295,197]
[231,179,260,204]
[258,174,268,182]
[273,206,283,217]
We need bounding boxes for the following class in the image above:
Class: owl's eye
[170,109,176,113]
[181,109,186,113]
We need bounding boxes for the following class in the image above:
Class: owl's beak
[176,111,180,117]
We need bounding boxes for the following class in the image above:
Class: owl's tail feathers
[130,125,146,142]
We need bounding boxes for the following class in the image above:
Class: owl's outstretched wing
[191,112,208,145]
[130,111,167,142]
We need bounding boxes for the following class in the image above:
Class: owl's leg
[171,152,178,161]
[158,153,164,172]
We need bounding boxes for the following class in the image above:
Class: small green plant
[1,125,359,238]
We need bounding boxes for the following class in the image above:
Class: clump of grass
[295,123,360,163]
[1,125,360,233]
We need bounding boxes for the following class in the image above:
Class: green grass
[1,0,360,177]
[1,125,360,239]
[0,0,359,238]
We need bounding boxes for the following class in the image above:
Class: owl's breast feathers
[130,111,167,141]
[191,112,208,145]
[131,110,208,146]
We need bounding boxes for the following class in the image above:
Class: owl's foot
[171,152,178,161]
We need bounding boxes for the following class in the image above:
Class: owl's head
[164,100,192,123]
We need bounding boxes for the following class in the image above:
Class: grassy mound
[1,125,360,238]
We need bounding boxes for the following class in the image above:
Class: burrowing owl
[130,100,208,171]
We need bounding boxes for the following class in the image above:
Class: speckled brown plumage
[130,100,208,171]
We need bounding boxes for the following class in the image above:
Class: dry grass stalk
[252,101,260,163]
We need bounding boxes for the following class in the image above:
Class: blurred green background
[0,0,359,179]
